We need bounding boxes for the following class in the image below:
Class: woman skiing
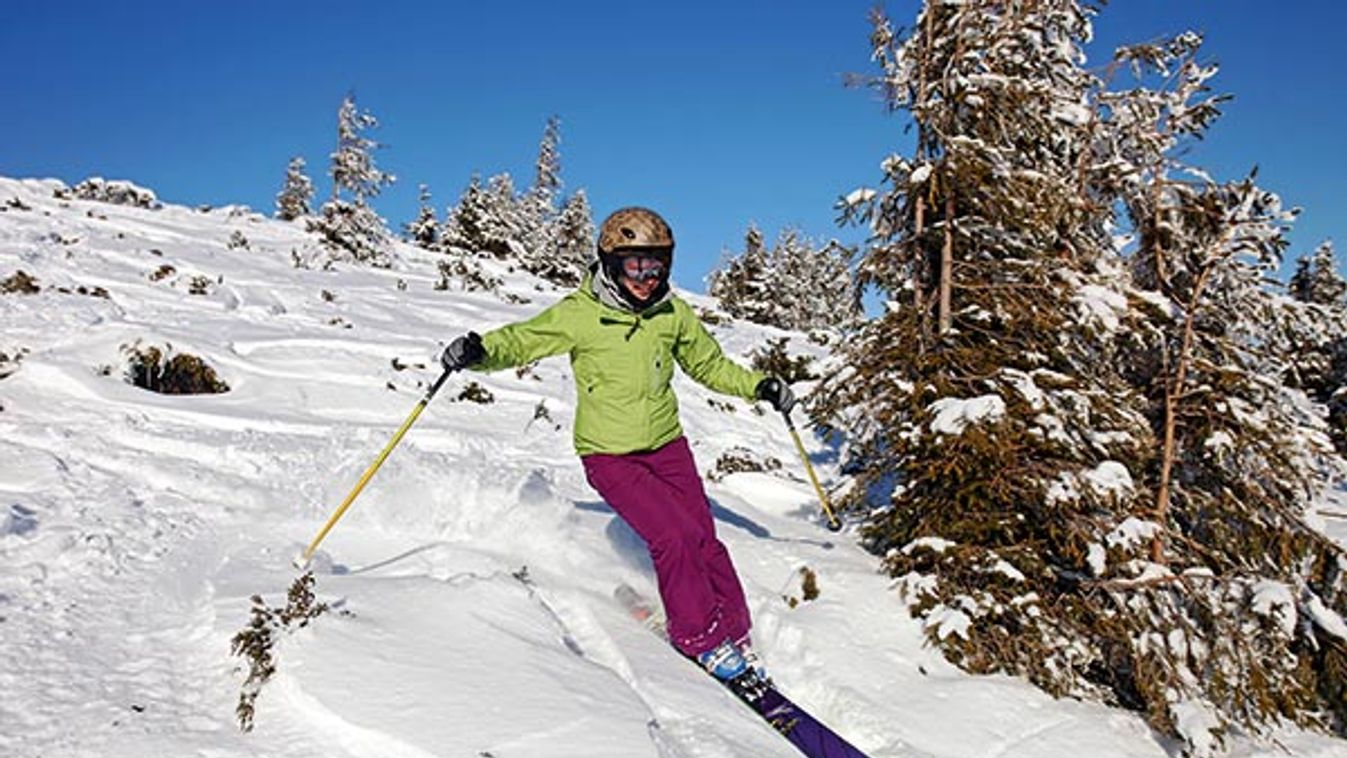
[440,207,794,682]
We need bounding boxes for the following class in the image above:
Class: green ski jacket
[474,274,764,456]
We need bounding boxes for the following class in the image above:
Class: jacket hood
[586,261,674,315]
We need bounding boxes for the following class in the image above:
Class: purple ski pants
[582,436,751,657]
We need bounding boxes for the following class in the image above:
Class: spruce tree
[708,224,774,324]
[1289,240,1346,306]
[518,116,567,280]
[481,173,522,259]
[405,184,439,251]
[550,189,595,286]
[441,174,491,254]
[275,156,314,221]
[816,4,1347,753]
[307,93,396,266]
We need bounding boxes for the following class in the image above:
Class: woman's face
[622,274,661,301]
[618,254,667,302]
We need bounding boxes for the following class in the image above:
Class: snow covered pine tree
[274,156,314,221]
[814,3,1347,755]
[307,93,396,266]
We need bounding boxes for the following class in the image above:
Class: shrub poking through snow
[783,566,820,608]
[707,447,782,482]
[122,342,230,395]
[230,572,329,732]
[2,270,40,294]
[54,177,161,209]
[455,381,495,404]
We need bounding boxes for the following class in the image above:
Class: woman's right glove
[755,377,796,414]
[441,331,485,371]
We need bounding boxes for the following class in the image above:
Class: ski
[614,583,871,758]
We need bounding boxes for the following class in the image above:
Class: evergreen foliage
[709,225,859,331]
[548,189,595,286]
[814,4,1347,754]
[439,117,595,287]
[405,184,439,251]
[307,94,396,267]
[274,156,314,221]
[1289,240,1346,306]
[441,174,494,255]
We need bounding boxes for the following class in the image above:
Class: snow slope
[2,175,1344,758]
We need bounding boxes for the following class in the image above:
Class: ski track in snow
[3,176,1346,758]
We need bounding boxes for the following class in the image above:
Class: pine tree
[441,174,491,254]
[275,156,314,221]
[481,173,522,259]
[816,4,1347,753]
[708,224,774,324]
[550,189,595,286]
[307,93,397,266]
[518,116,567,279]
[405,184,439,251]
[328,93,395,203]
[1289,240,1346,306]
[1278,240,1347,447]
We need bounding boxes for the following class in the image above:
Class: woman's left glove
[755,377,796,414]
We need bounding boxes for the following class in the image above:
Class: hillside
[2,175,1344,758]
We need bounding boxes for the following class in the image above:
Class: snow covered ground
[2,175,1344,758]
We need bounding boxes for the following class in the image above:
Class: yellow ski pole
[296,368,455,567]
[781,408,843,532]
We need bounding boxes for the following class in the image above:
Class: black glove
[755,377,796,414]
[441,331,485,371]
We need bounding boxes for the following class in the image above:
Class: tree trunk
[938,194,954,336]
[1152,263,1214,563]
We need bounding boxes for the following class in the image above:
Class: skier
[440,207,795,683]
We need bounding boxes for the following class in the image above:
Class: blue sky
[2,1,1341,291]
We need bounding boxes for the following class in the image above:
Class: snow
[901,536,957,555]
[1304,593,1347,643]
[1072,283,1129,332]
[844,187,876,206]
[1106,517,1162,550]
[1249,580,1296,637]
[1081,461,1133,501]
[927,394,1006,436]
[4,174,1346,758]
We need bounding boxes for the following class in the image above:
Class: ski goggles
[620,255,668,283]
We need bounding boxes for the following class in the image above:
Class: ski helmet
[597,207,675,255]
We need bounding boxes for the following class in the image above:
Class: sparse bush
[149,265,176,282]
[230,572,329,732]
[187,277,211,296]
[436,257,504,293]
[707,447,782,482]
[749,337,817,384]
[227,230,250,250]
[0,348,28,379]
[455,381,495,404]
[122,342,230,395]
[783,566,820,608]
[1,271,40,294]
[708,398,737,414]
[55,177,160,209]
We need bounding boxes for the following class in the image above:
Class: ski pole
[296,367,455,567]
[781,408,843,532]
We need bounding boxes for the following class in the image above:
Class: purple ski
[615,584,870,758]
